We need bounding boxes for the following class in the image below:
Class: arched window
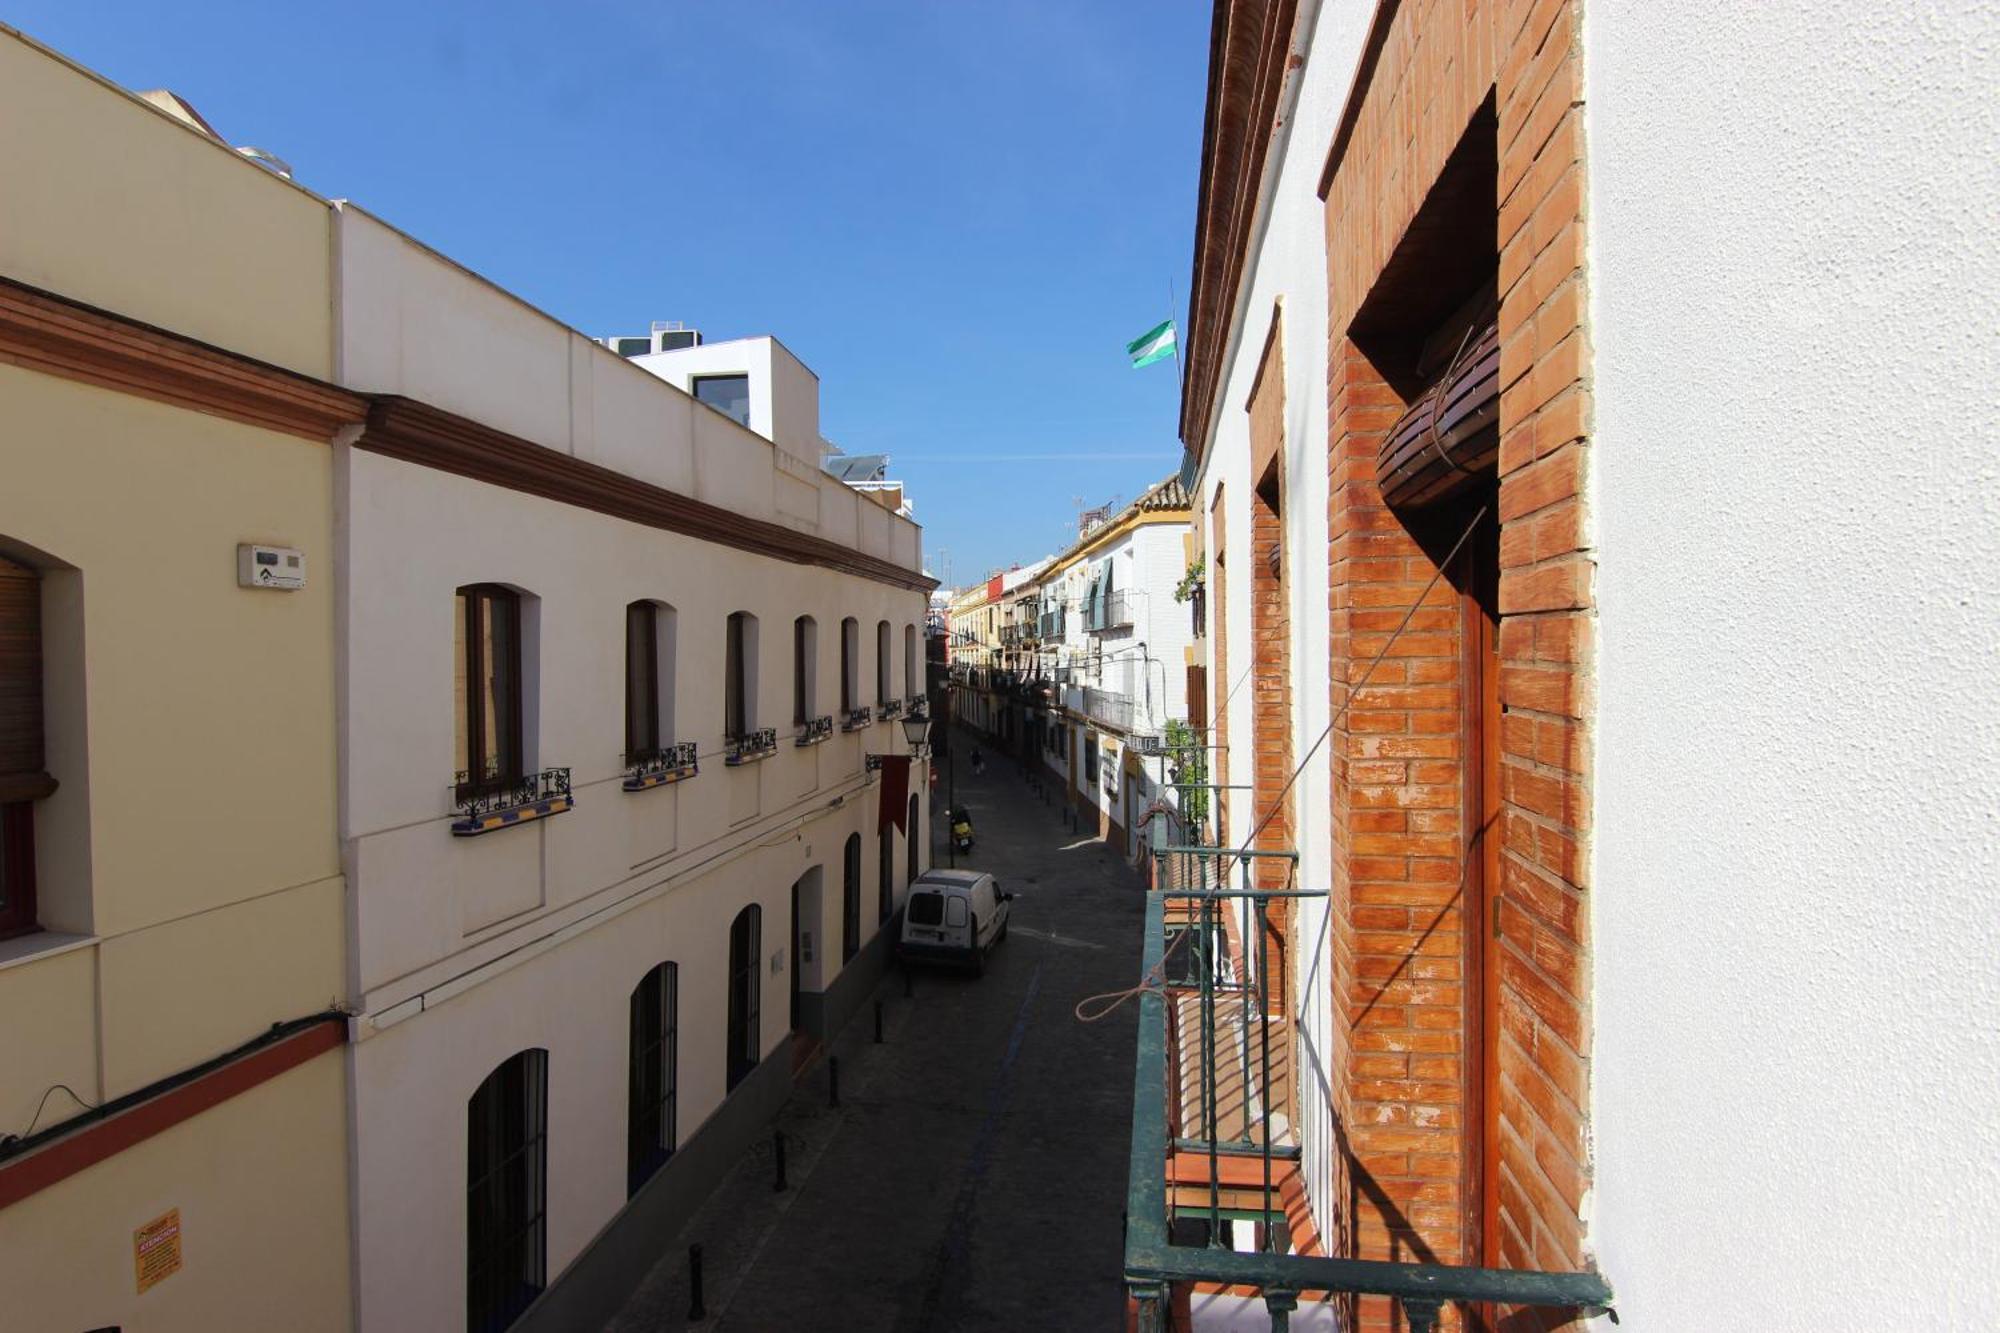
[793,615,817,725]
[726,904,762,1091]
[625,601,676,759]
[840,617,859,713]
[628,962,677,1196]
[842,834,861,961]
[903,623,918,697]
[725,612,759,740]
[874,620,892,706]
[467,1049,547,1333]
[878,824,894,924]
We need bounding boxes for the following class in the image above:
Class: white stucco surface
[1587,3,2000,1325]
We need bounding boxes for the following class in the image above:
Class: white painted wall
[333,206,922,570]
[1189,0,1363,1247]
[331,209,933,1328]
[1586,3,2000,1326]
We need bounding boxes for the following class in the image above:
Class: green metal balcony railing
[1126,839,1614,1333]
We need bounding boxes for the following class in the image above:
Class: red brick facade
[1319,2,1592,1328]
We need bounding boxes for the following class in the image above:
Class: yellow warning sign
[134,1207,182,1294]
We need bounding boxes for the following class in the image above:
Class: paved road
[607,735,1146,1332]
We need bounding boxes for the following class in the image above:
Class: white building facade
[332,207,933,1331]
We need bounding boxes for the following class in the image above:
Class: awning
[1375,314,1500,509]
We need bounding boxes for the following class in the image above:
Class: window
[693,373,751,427]
[1085,735,1100,784]
[945,896,968,929]
[725,611,758,740]
[726,904,762,1092]
[467,1049,547,1333]
[456,585,522,799]
[613,337,651,358]
[874,621,891,705]
[625,601,669,758]
[842,834,861,962]
[903,624,918,697]
[878,825,895,923]
[907,795,920,885]
[0,555,49,940]
[628,963,678,1196]
[793,616,817,724]
[840,618,859,712]
[908,891,942,926]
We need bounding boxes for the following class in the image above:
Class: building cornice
[359,397,936,594]
[0,275,931,595]
[1179,0,1299,461]
[0,276,365,440]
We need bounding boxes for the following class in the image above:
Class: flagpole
[1167,275,1184,396]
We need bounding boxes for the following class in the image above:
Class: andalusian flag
[1126,319,1177,369]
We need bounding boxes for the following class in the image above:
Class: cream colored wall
[0,367,345,1122]
[0,1051,352,1333]
[0,27,333,377]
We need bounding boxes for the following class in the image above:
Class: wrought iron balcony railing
[1040,607,1066,639]
[795,715,834,746]
[877,698,904,721]
[623,741,697,791]
[1083,686,1134,732]
[450,766,572,836]
[724,727,779,765]
[843,705,875,732]
[1126,845,1614,1332]
[1088,589,1135,633]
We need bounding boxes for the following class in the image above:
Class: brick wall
[1248,328,1296,1003]
[1319,0,1593,1327]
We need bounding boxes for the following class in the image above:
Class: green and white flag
[1126,319,1177,369]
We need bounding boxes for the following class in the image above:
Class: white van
[897,869,1012,973]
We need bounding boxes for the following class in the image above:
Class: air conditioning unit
[600,323,704,359]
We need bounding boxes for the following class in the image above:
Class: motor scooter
[950,806,975,855]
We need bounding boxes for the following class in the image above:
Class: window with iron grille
[0,554,48,939]
[726,905,761,1091]
[467,1049,547,1333]
[456,585,523,799]
[843,834,861,962]
[879,824,894,923]
[627,963,677,1196]
[840,617,859,712]
[725,612,758,740]
[875,620,892,704]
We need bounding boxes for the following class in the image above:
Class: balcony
[1040,606,1066,640]
[795,715,834,746]
[450,766,572,836]
[842,705,875,732]
[1082,686,1134,732]
[877,698,905,721]
[1087,590,1134,634]
[1125,845,1614,1332]
[724,727,779,765]
[622,741,697,792]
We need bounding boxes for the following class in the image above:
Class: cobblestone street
[607,735,1146,1332]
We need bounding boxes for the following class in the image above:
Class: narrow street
[607,730,1147,1332]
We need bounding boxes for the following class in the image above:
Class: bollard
[688,1243,706,1321]
[874,998,884,1044]
[829,1056,841,1108]
[772,1129,787,1193]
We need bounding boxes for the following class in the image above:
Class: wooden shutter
[1375,312,1501,510]
[1186,664,1209,731]
[0,557,53,801]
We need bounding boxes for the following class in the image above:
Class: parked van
[897,869,1012,973]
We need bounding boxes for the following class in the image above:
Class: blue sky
[10,0,1209,586]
